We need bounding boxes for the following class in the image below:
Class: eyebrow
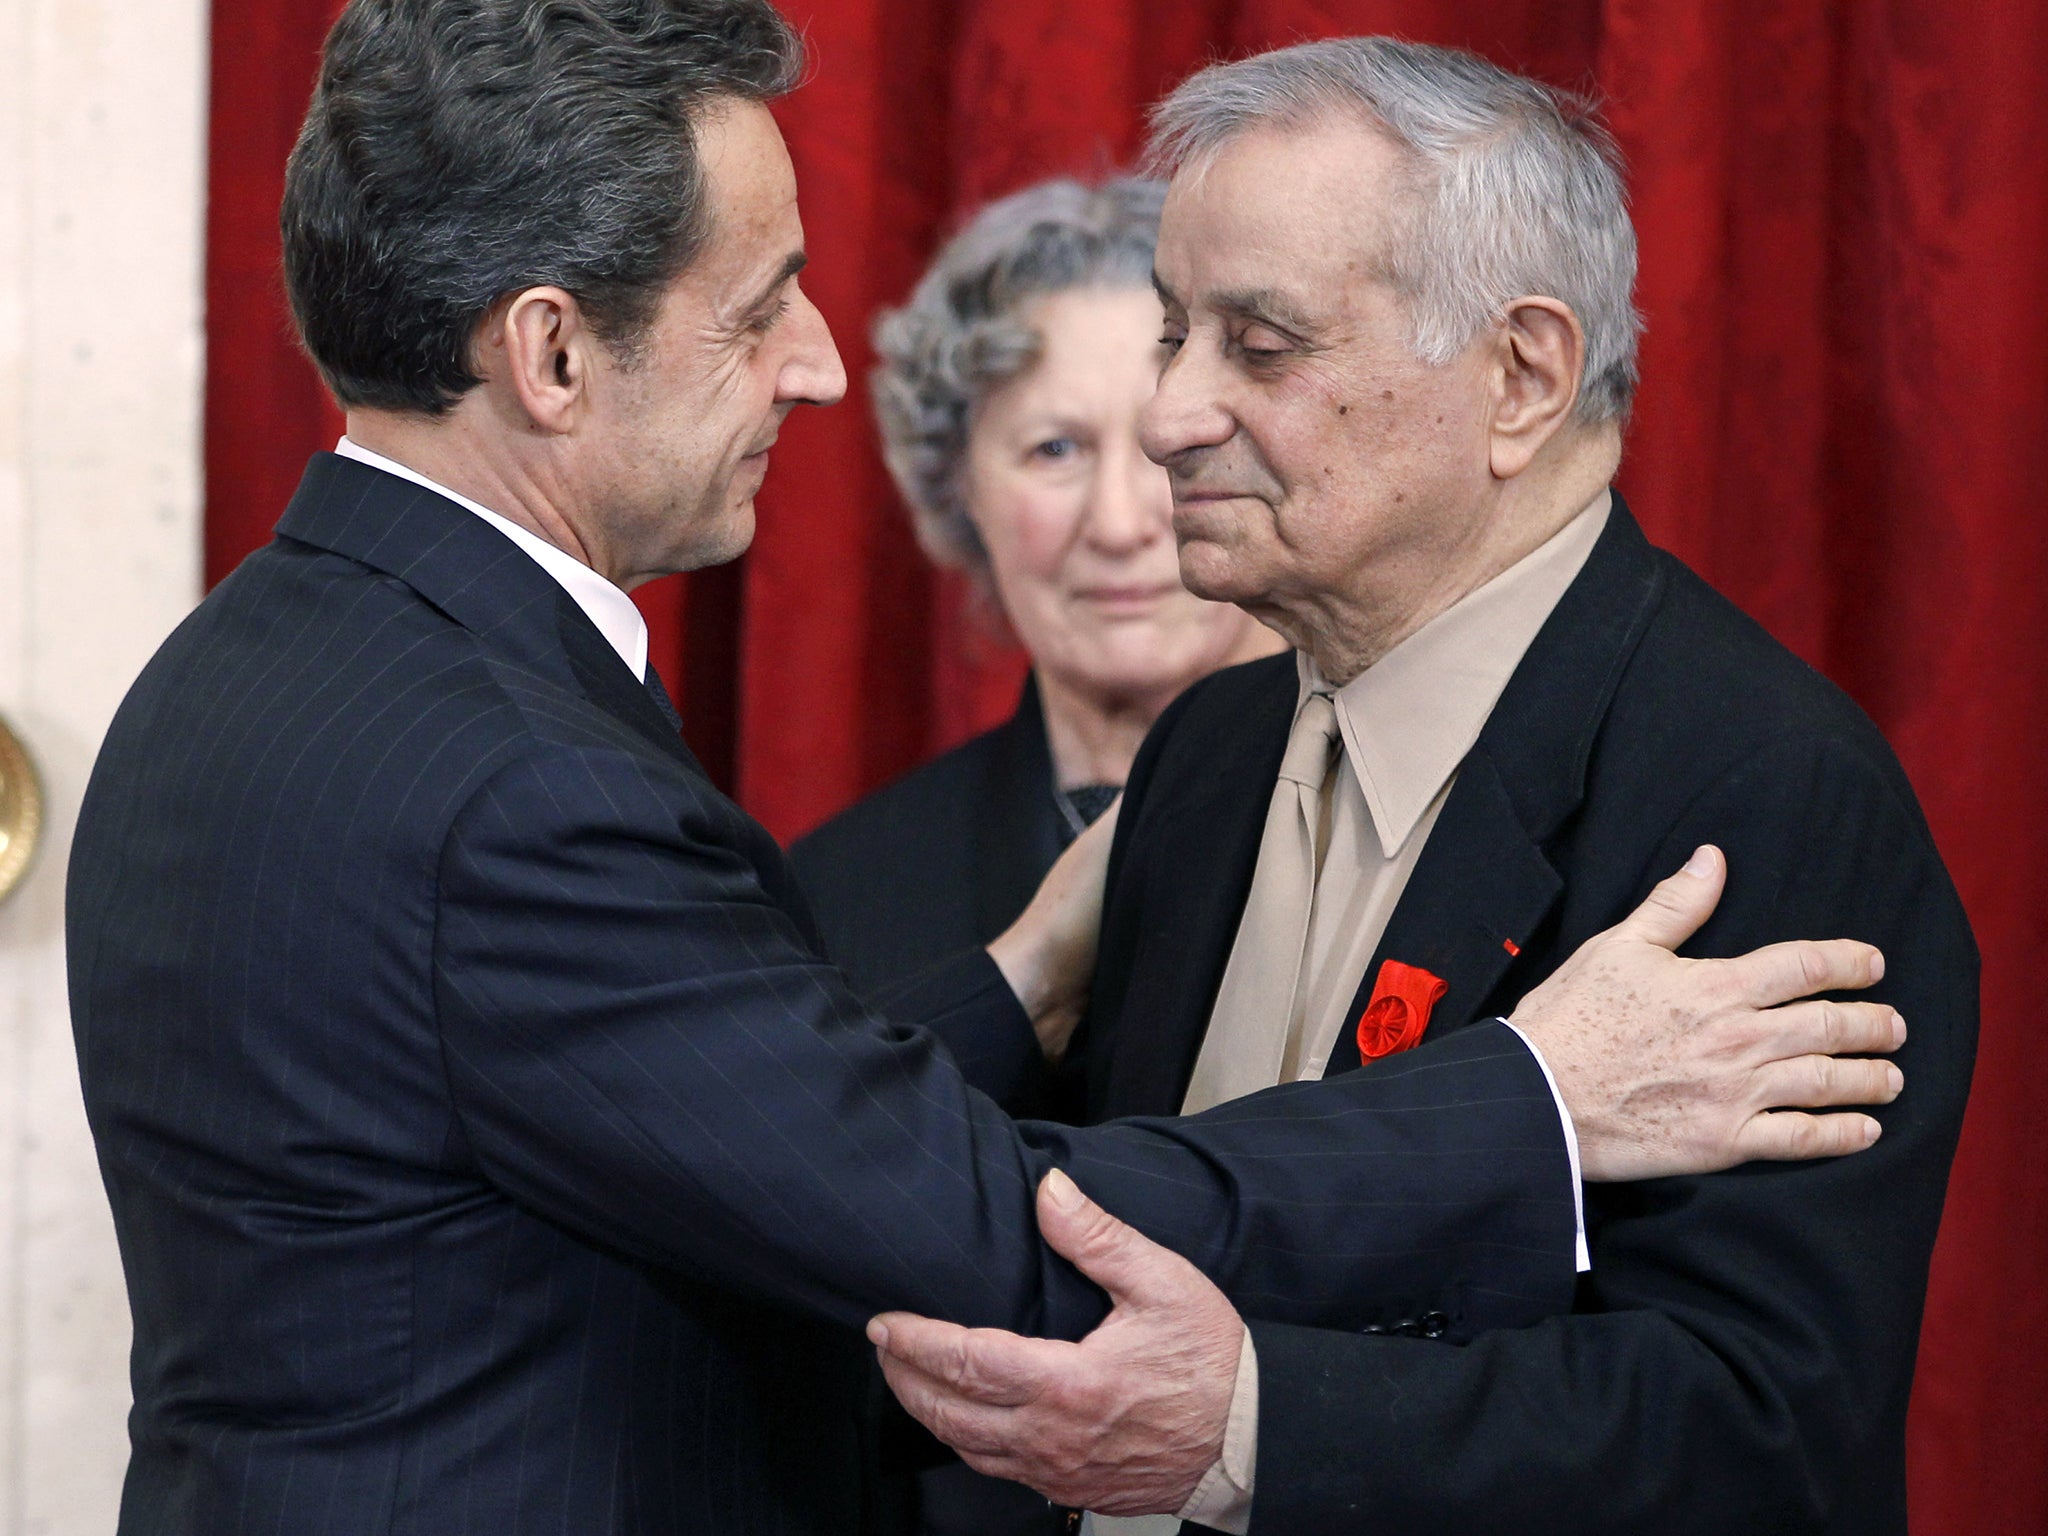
[742,250,808,314]
[1211,286,1322,336]
[1151,270,1322,337]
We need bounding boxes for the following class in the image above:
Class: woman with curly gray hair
[790,176,1279,1536]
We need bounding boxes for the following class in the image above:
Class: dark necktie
[1053,781,1122,845]
[643,662,684,736]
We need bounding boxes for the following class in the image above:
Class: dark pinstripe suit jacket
[68,455,1578,1535]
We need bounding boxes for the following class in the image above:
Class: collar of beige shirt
[1305,488,1613,860]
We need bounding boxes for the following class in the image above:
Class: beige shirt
[1186,491,1612,1112]
[1142,491,1612,1536]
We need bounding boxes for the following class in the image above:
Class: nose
[1081,438,1171,556]
[1138,342,1234,472]
[778,286,847,408]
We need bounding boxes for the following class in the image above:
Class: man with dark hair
[69,6,1904,1534]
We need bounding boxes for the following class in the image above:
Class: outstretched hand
[1510,844,1905,1181]
[868,1169,1242,1517]
[988,797,1122,1062]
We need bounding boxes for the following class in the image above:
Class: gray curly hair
[870,176,1165,576]
[1148,37,1641,423]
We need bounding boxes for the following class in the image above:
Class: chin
[1073,633,1228,704]
[676,502,756,574]
[1176,541,1257,606]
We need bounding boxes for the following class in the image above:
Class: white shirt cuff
[1173,1326,1258,1534]
[1501,1017,1592,1272]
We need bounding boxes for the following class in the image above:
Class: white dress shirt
[333,437,649,680]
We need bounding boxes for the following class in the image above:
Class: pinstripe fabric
[68,455,1575,1535]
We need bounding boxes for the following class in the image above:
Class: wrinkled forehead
[1155,115,1412,304]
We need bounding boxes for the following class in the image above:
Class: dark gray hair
[283,0,803,415]
[871,176,1165,575]
[1148,37,1640,423]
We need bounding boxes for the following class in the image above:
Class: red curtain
[205,3,2048,1529]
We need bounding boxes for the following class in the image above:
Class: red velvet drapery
[204,3,2047,1529]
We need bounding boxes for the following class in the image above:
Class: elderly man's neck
[346,405,625,585]
[1275,426,1621,687]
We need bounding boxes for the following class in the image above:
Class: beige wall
[0,0,209,1526]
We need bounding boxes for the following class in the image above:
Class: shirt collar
[333,436,649,680]
[1301,490,1612,858]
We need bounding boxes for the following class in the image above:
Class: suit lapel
[557,613,705,776]
[1324,755,1561,1072]
[276,452,705,780]
[1097,658,1297,1117]
[1325,499,1667,1071]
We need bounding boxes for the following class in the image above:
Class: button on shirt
[1148,492,1612,1536]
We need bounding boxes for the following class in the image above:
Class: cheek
[1269,374,1469,528]
[971,476,1082,589]
[658,349,764,455]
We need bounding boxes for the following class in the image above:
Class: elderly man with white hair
[870,38,1975,1536]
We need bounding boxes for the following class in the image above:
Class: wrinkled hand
[1511,844,1905,1180]
[868,1169,1242,1516]
[988,797,1121,1062]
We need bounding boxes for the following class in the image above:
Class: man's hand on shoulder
[1511,844,1905,1181]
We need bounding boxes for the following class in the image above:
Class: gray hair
[284,0,803,415]
[871,176,1165,574]
[1148,37,1640,423]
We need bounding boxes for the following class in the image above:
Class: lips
[1074,582,1177,611]
[1171,495,1249,538]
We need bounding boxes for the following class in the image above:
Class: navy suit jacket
[1077,500,1977,1534]
[68,455,1579,1536]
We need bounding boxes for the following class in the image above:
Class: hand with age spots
[1510,844,1905,1181]
[868,1169,1244,1519]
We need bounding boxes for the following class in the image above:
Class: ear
[482,285,601,434]
[1487,296,1585,480]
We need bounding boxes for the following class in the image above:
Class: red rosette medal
[1355,959,1448,1061]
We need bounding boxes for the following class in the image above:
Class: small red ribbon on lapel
[1356,960,1448,1061]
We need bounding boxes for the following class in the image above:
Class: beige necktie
[1181,691,1341,1115]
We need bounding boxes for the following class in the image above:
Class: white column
[0,0,209,1526]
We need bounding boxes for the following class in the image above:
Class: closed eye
[748,297,792,334]
[1230,324,1295,362]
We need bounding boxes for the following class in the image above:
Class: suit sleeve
[431,738,1577,1343]
[1244,734,1977,1535]
[869,948,1052,1112]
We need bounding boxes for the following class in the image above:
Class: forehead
[686,98,802,288]
[1156,116,1408,305]
[1023,287,1162,364]
[992,287,1163,405]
